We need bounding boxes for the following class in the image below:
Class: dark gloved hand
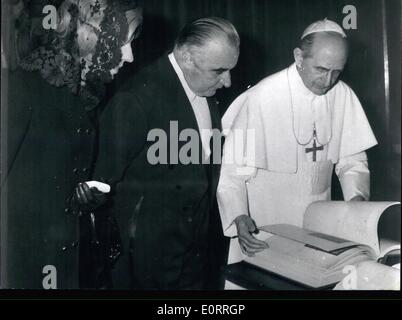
[72,182,109,214]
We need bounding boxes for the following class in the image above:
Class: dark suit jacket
[1,70,97,289]
[94,55,222,289]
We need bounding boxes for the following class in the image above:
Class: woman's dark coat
[1,70,97,289]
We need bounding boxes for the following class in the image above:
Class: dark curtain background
[114,0,401,202]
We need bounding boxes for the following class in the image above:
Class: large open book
[244,201,401,289]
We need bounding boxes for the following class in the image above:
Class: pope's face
[184,40,239,97]
[296,34,348,95]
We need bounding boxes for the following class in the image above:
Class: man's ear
[181,49,194,68]
[293,48,304,68]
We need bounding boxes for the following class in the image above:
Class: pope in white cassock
[217,19,378,264]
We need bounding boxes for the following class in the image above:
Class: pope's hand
[234,215,269,257]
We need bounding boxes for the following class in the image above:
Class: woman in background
[1,0,142,289]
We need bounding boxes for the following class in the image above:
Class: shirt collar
[168,52,198,102]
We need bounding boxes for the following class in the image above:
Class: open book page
[260,224,360,252]
[303,201,400,257]
[244,232,376,288]
[244,235,338,287]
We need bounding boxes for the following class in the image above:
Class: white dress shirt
[168,53,212,160]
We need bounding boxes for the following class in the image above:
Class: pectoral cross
[305,128,323,162]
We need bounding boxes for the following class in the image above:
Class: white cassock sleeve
[218,91,259,237]
[217,163,256,237]
[335,151,370,201]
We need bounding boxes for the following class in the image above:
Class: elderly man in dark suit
[77,17,240,289]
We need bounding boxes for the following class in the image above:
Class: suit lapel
[163,55,222,197]
[206,97,223,204]
[207,97,222,131]
[164,56,202,139]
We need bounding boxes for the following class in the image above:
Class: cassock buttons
[82,168,88,173]
[73,168,79,174]
[62,246,67,252]
[85,128,92,135]
[71,241,78,248]
[76,128,82,134]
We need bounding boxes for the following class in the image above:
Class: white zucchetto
[301,18,347,39]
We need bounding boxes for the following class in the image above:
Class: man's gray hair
[174,17,240,51]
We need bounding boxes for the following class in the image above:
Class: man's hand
[72,182,109,213]
[234,215,269,257]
